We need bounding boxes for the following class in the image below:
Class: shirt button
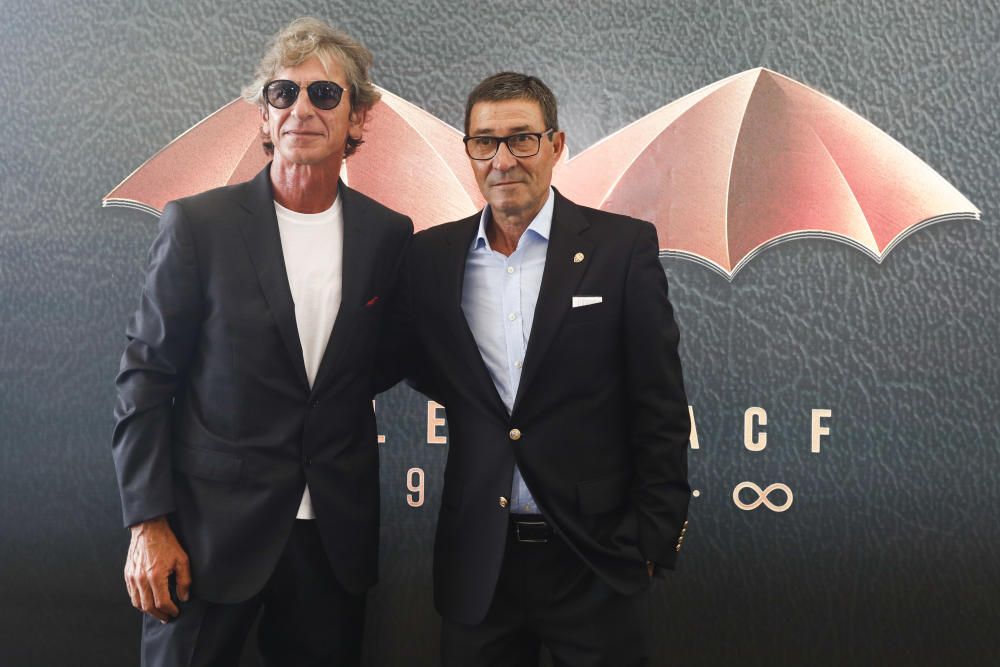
[499,497,509,509]
[508,313,517,321]
[506,266,514,274]
[509,428,521,441]
[514,360,522,368]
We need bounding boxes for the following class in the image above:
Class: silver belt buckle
[515,520,548,543]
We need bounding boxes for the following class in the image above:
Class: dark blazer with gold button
[401,190,690,625]
[112,164,412,604]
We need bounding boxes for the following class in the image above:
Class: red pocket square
[365,296,381,307]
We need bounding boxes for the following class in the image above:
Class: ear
[348,107,367,142]
[259,105,271,139]
[550,130,566,160]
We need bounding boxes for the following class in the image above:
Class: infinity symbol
[732,482,793,512]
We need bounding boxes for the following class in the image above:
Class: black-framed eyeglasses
[463,129,555,160]
[263,80,345,111]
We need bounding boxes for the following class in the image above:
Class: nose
[290,89,315,119]
[491,141,518,171]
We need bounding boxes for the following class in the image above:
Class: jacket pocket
[564,300,609,327]
[172,444,244,483]
[577,472,629,515]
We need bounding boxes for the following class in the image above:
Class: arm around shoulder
[374,215,414,394]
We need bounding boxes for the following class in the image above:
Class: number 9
[406,468,425,508]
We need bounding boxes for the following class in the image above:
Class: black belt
[509,515,552,543]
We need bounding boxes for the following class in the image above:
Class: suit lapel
[310,182,376,393]
[512,192,594,415]
[236,165,310,390]
[443,215,510,418]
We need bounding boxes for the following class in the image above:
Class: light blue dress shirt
[461,188,555,515]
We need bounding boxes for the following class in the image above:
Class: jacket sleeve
[112,201,203,528]
[623,221,691,568]
[378,232,442,402]
[373,216,414,395]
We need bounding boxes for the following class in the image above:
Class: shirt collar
[472,187,555,251]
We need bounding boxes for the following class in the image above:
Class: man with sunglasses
[397,72,691,665]
[112,17,411,666]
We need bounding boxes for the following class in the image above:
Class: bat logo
[104,68,979,280]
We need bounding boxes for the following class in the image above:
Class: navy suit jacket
[400,190,690,624]
[112,165,412,603]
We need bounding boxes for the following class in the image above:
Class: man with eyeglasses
[112,17,410,666]
[398,72,691,665]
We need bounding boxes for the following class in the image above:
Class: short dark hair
[464,72,558,135]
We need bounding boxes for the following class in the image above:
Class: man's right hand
[124,516,192,622]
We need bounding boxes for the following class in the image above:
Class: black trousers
[140,520,366,667]
[441,518,650,667]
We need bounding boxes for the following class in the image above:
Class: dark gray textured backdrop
[1,0,998,665]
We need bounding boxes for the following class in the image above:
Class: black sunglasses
[263,80,345,111]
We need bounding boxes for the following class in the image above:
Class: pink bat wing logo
[104,68,979,279]
[553,68,980,278]
[101,89,483,222]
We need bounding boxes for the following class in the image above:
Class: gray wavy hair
[242,17,381,158]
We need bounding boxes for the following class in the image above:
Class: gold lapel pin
[573,252,585,263]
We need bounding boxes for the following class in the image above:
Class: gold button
[675,543,682,552]
[678,536,684,544]
[509,428,521,441]
[683,520,689,527]
[499,497,509,509]
[573,252,585,263]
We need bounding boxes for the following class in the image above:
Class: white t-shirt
[274,197,344,520]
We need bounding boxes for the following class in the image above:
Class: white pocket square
[572,296,603,308]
